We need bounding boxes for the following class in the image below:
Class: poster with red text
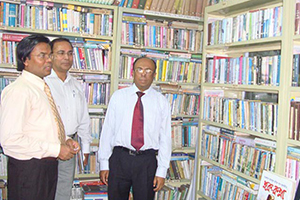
[257,171,296,200]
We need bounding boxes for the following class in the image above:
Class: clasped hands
[58,139,80,160]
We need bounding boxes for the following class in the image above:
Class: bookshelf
[195,0,294,199]
[114,7,203,194]
[0,0,119,181]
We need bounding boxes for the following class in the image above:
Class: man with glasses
[45,37,92,200]
[98,57,171,200]
[0,34,78,200]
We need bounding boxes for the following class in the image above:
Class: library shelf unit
[0,0,119,181]
[195,0,294,199]
[114,7,204,192]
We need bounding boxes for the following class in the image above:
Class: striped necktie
[44,82,66,144]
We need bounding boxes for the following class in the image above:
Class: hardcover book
[257,171,296,200]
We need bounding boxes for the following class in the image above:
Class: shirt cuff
[155,166,168,178]
[100,160,109,171]
[81,143,90,154]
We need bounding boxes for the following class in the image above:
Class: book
[257,171,296,200]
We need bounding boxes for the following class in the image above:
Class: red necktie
[131,91,145,151]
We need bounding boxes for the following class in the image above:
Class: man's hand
[153,176,165,191]
[66,139,80,153]
[100,170,109,185]
[83,153,89,166]
[58,144,76,160]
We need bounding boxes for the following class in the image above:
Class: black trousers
[108,147,157,200]
[8,156,58,200]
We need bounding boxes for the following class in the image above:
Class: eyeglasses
[134,67,154,75]
[54,51,74,57]
[31,53,53,60]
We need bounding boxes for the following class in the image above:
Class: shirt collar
[21,70,45,90]
[47,69,71,83]
[131,84,152,96]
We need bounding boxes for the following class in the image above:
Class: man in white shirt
[0,34,78,200]
[98,57,172,200]
[45,38,92,200]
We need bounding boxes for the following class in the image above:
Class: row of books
[90,116,104,143]
[82,82,110,106]
[71,180,107,200]
[71,40,112,72]
[206,54,281,86]
[203,93,278,136]
[0,76,16,95]
[200,164,258,200]
[164,92,200,116]
[286,146,300,183]
[208,6,283,46]
[76,149,100,175]
[172,121,198,148]
[167,154,194,180]
[121,14,203,52]
[0,32,29,66]
[201,126,276,180]
[119,53,202,83]
[117,0,207,18]
[154,184,190,200]
[0,1,113,36]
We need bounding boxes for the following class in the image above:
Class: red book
[2,33,29,42]
[131,0,140,8]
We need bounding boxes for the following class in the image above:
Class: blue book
[3,2,6,26]
[92,83,98,105]
[128,23,134,45]
[8,3,16,27]
[248,57,253,85]
[277,55,281,86]
[152,26,156,47]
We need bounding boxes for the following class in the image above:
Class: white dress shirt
[0,70,61,160]
[98,84,172,178]
[45,70,92,154]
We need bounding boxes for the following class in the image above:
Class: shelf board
[287,139,300,146]
[172,147,195,153]
[70,69,111,75]
[197,191,213,200]
[205,36,282,53]
[120,44,202,54]
[74,173,99,179]
[206,0,282,16]
[165,179,191,187]
[172,114,199,118]
[4,0,117,9]
[0,26,114,40]
[45,0,117,9]
[118,79,200,87]
[88,105,107,110]
[201,120,277,141]
[121,7,203,23]
[294,34,300,42]
[0,176,7,180]
[202,83,279,93]
[200,156,260,184]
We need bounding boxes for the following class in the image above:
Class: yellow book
[187,62,193,83]
[162,60,167,81]
[144,0,153,10]
[59,10,63,32]
[31,6,35,29]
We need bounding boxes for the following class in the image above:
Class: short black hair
[50,37,73,51]
[133,57,157,71]
[17,34,50,71]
